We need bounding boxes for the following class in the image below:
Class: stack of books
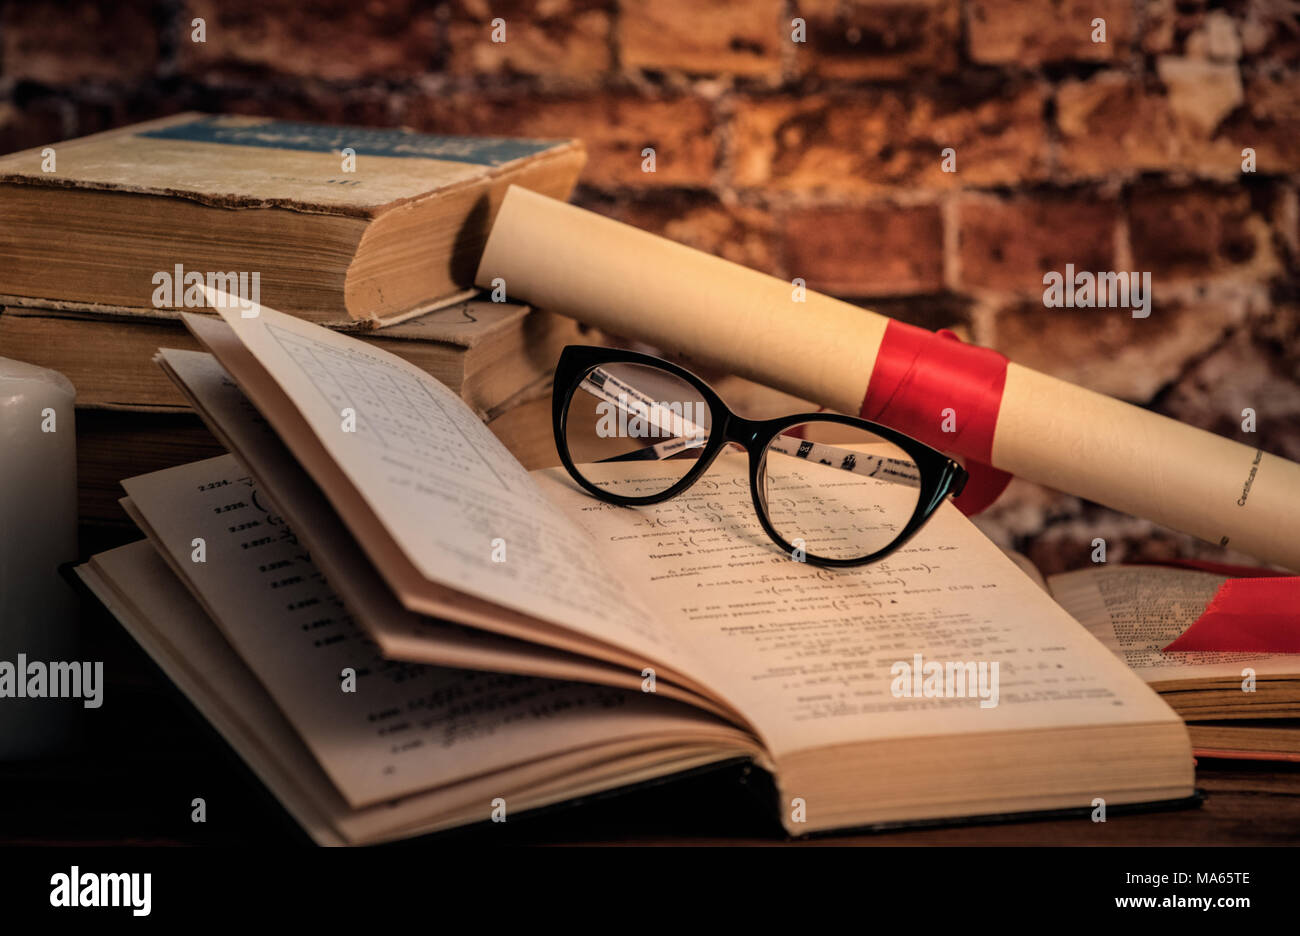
[1045,563,1300,761]
[0,113,586,523]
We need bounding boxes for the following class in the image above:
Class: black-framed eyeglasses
[552,346,969,568]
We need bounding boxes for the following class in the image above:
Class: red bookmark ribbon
[860,320,1013,515]
[1163,576,1300,653]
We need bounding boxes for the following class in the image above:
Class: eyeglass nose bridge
[718,413,777,532]
[719,414,768,449]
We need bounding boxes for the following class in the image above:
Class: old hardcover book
[75,409,226,525]
[0,297,577,418]
[1049,565,1300,760]
[0,113,584,325]
[75,294,1195,844]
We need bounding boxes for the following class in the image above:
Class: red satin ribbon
[1163,576,1300,653]
[860,320,1013,514]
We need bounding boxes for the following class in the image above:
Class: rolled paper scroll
[579,365,922,485]
[476,186,1300,572]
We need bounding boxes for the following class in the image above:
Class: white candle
[0,356,79,758]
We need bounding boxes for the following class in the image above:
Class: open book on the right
[1046,565,1300,762]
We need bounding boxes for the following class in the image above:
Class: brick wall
[2,0,1297,569]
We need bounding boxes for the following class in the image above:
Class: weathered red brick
[780,202,945,296]
[1128,186,1277,281]
[2,0,159,84]
[1142,0,1202,56]
[577,191,779,272]
[1158,57,1243,135]
[447,0,612,77]
[1186,9,1245,61]
[620,0,784,76]
[408,92,717,188]
[1054,71,1243,179]
[864,294,972,332]
[1220,73,1300,173]
[1147,1,1298,63]
[989,288,1252,402]
[179,0,439,81]
[731,82,1047,194]
[1,92,213,157]
[794,0,960,79]
[1266,181,1298,264]
[1057,64,1297,181]
[967,0,1133,66]
[1239,2,1300,62]
[199,86,404,128]
[1257,301,1300,373]
[956,191,1118,293]
[1161,320,1300,463]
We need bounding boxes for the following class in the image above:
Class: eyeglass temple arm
[579,369,921,488]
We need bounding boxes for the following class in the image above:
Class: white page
[1049,565,1299,684]
[156,346,668,690]
[198,297,683,667]
[536,454,1182,759]
[120,455,737,809]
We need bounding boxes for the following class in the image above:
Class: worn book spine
[0,295,566,416]
[476,186,1300,572]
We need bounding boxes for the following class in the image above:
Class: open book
[77,296,1195,844]
[1046,566,1300,761]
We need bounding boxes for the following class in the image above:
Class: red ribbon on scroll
[860,320,1013,515]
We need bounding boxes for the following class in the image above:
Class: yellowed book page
[534,454,1183,761]
[119,456,736,810]
[79,542,753,846]
[154,349,665,690]
[1047,565,1299,684]
[178,314,737,711]
[196,298,690,670]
